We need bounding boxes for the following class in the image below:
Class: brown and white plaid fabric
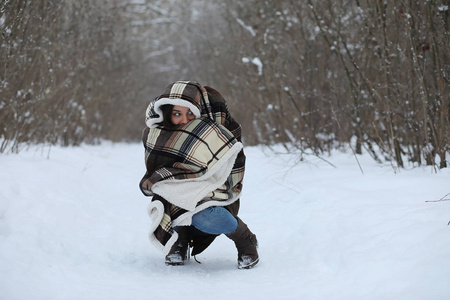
[140,81,246,254]
[140,117,244,208]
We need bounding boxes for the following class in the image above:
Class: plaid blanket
[139,81,245,254]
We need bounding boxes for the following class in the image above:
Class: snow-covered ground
[1,143,449,300]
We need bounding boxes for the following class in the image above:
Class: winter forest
[1,0,449,168]
[1,1,450,299]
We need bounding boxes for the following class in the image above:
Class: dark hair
[158,104,175,128]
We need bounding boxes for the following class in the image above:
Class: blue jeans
[191,206,238,235]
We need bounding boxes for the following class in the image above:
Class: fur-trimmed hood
[146,81,212,128]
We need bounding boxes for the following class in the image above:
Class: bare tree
[1,0,448,169]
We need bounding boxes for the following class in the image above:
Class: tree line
[1,0,448,169]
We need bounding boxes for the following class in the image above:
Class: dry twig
[425,193,450,203]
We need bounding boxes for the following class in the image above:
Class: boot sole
[165,261,185,266]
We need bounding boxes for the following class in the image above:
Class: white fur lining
[147,200,179,254]
[151,142,243,211]
[146,98,201,128]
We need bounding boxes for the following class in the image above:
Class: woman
[139,81,259,269]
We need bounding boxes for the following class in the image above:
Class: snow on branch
[242,57,263,76]
[236,18,256,36]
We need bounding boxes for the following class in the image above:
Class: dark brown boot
[165,227,190,266]
[226,217,259,269]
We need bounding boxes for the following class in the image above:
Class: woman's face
[171,105,196,125]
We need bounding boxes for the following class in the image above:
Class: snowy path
[1,143,449,300]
